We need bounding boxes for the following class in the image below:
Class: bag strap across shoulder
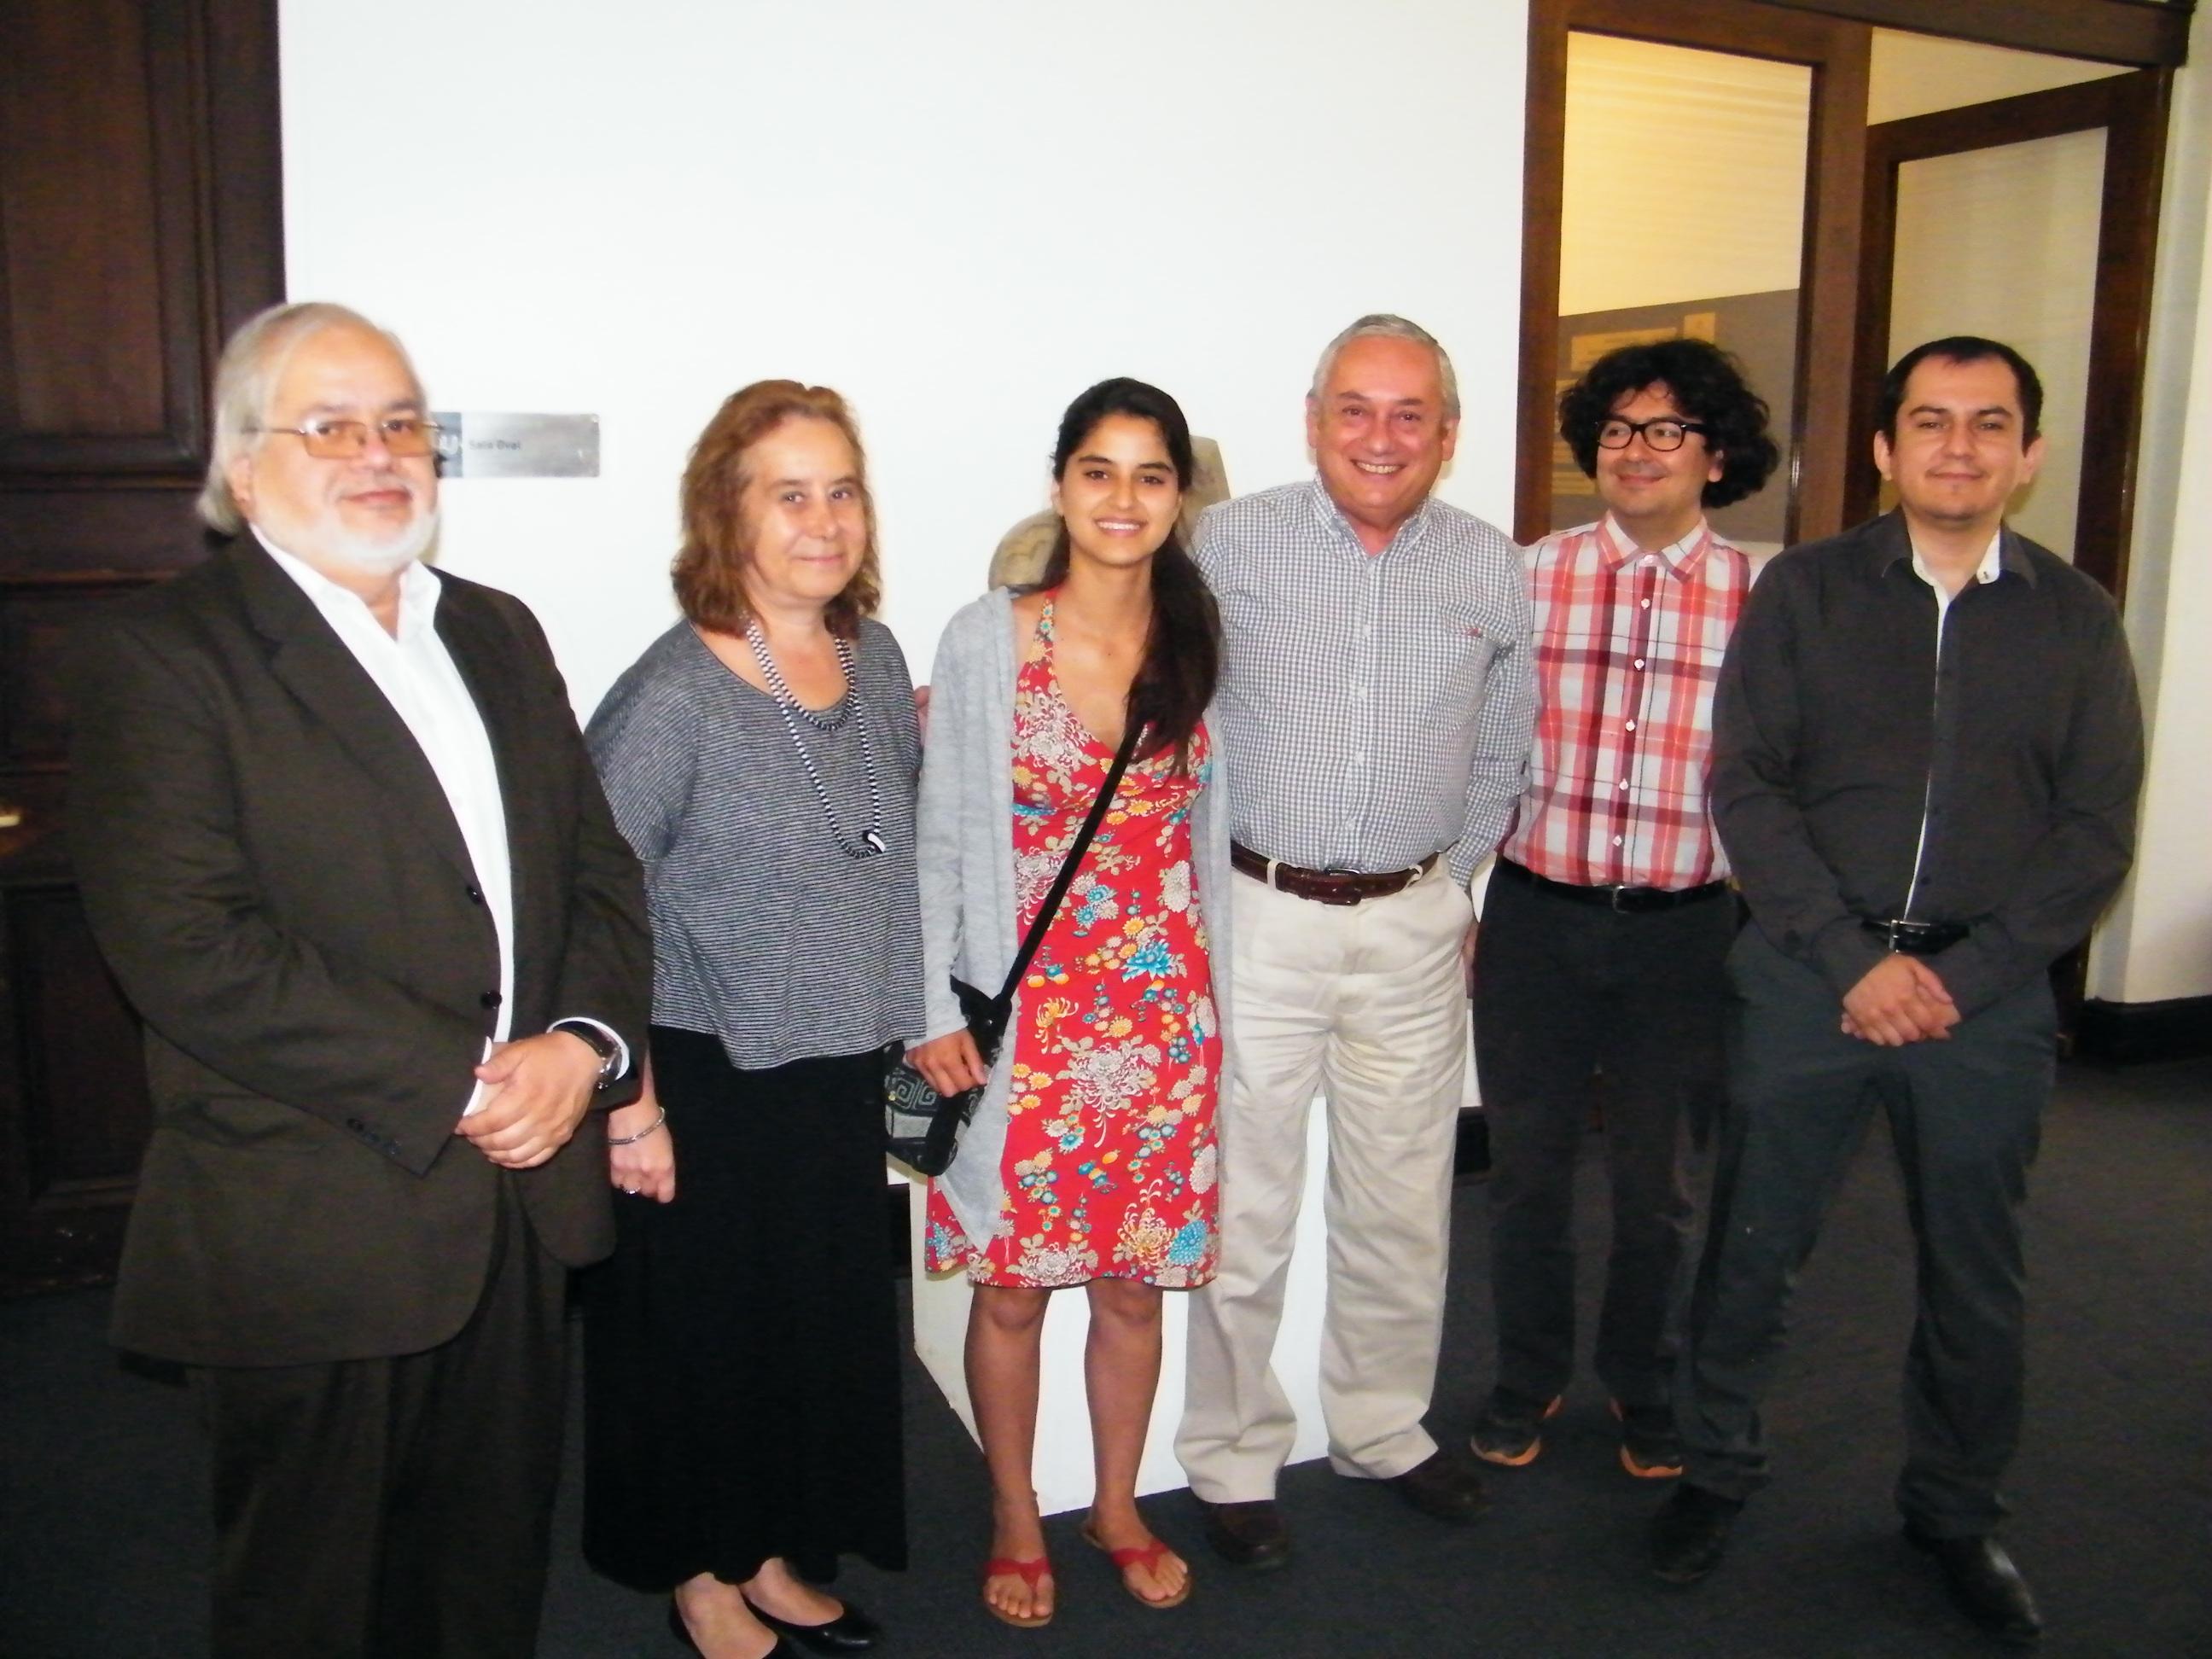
[994,719,1141,1006]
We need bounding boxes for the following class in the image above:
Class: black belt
[1231,842,1436,906]
[1860,917,1970,956]
[1495,857,1728,914]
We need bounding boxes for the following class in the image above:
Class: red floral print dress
[925,600,1220,1287]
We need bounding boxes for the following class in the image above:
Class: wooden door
[0,0,283,1294]
[1518,0,1872,547]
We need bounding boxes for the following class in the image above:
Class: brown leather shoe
[1195,1497,1290,1569]
[1385,1448,1487,1522]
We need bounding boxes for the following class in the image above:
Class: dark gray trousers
[1473,863,1733,1412]
[189,1180,568,1658]
[1676,926,2055,1534]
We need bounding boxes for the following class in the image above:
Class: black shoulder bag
[886,720,1141,1176]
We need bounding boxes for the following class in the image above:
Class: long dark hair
[1039,378,1220,770]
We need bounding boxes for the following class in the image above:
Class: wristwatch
[548,1019,621,1092]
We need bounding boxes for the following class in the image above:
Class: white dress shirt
[258,535,625,1112]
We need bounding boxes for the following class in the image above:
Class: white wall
[2091,3,2212,1007]
[279,0,1530,716]
[278,0,1531,1499]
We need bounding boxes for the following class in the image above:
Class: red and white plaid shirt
[1500,515,1750,890]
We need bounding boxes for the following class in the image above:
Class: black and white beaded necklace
[744,619,885,859]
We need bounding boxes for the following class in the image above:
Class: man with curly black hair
[1469,337,1776,1483]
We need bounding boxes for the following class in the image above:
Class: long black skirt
[581,1027,906,1590]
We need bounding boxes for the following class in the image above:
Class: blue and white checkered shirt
[1196,479,1534,886]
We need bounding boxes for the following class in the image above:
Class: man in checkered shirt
[1176,315,1534,1564]
[1465,339,1777,1486]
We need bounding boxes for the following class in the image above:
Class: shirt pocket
[1413,604,1503,730]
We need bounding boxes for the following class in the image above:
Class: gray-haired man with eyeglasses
[67,301,649,1655]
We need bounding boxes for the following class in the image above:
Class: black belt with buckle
[1230,841,1436,906]
[1861,917,1970,956]
[1496,857,1729,914]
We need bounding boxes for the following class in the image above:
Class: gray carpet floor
[3,1056,2207,1657]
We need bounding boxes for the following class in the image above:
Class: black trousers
[188,1179,568,1658]
[1472,862,1733,1410]
[1676,927,2055,1534]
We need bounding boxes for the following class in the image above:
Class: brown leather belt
[1231,841,1436,906]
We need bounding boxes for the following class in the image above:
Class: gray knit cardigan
[916,587,1236,1247]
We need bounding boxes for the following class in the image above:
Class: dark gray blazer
[67,538,650,1367]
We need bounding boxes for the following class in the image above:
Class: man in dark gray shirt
[1650,337,2142,1647]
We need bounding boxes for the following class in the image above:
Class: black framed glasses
[251,416,442,459]
[1596,416,1710,452]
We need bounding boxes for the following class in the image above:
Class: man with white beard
[67,302,649,1657]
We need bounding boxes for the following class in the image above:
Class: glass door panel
[1888,129,2105,559]
[1554,33,1810,556]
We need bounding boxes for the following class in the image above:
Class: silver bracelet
[606,1107,666,1146]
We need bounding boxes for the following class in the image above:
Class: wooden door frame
[1516,0,1871,546]
[1761,0,2192,69]
[1848,71,2174,598]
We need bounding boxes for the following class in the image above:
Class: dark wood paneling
[1848,71,2172,598]
[0,488,208,575]
[1761,0,2192,69]
[0,829,155,1296]
[2,576,165,772]
[0,1,281,1293]
[0,2,168,437]
[1518,0,1868,547]
[0,0,224,475]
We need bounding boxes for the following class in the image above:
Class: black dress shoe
[1650,1484,1742,1583]
[1905,1528,2044,1646]
[667,1601,801,1657]
[1385,1447,1487,1522]
[743,1594,882,1655]
[1196,1497,1291,1568]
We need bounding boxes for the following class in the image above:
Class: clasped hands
[1840,953,1959,1045]
[455,1029,604,1168]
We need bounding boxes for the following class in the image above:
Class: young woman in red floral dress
[911,379,1227,1627]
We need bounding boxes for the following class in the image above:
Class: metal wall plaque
[431,412,599,478]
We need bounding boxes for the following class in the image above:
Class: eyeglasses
[251,416,443,459]
[1596,416,1710,453]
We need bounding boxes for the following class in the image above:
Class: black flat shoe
[1905,1528,2043,1646]
[667,1600,802,1658]
[1650,1484,1742,1584]
[743,1594,882,1655]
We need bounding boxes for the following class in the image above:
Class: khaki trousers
[1178,860,1472,1500]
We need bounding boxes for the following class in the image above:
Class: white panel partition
[907,1109,1334,1515]
[277,0,1532,717]
[276,0,1528,1502]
